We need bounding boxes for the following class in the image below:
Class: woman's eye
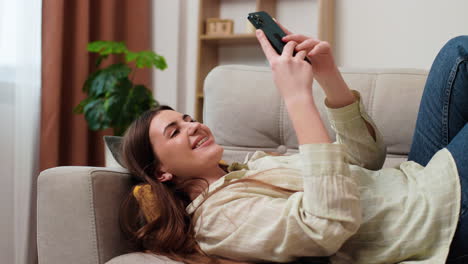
[170,130,179,138]
[185,117,196,123]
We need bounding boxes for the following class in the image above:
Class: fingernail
[256,29,261,36]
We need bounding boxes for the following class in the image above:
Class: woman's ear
[156,172,173,182]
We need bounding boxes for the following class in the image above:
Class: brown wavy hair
[119,105,301,264]
[120,105,219,264]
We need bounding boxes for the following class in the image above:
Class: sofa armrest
[37,166,134,264]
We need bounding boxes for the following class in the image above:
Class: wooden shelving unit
[200,33,258,45]
[195,0,335,121]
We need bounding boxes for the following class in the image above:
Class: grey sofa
[37,65,428,264]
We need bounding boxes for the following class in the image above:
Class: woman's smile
[193,137,213,150]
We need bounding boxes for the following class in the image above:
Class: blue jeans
[408,36,468,263]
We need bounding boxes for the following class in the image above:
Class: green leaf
[87,41,128,56]
[104,95,126,125]
[74,97,93,114]
[88,63,131,97]
[124,85,157,121]
[83,99,111,131]
[104,79,132,126]
[83,70,99,93]
[125,51,139,63]
[95,55,109,68]
[125,51,168,70]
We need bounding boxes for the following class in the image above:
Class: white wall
[152,0,468,116]
[152,0,198,116]
[335,0,468,69]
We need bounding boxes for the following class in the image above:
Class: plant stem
[130,68,136,85]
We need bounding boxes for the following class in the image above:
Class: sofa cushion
[104,135,125,167]
[203,65,428,166]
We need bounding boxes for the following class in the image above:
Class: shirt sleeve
[325,90,387,170]
[193,144,361,263]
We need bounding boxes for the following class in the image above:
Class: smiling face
[148,110,224,182]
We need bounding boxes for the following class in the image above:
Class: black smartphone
[248,11,311,64]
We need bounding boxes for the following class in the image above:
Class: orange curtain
[40,0,152,170]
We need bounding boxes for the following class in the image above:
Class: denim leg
[408,35,468,164]
[446,125,468,263]
[405,36,468,262]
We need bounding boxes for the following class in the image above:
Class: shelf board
[200,33,258,45]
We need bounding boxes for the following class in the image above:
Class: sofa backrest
[203,65,428,168]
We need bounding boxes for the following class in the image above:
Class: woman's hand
[276,21,356,109]
[283,34,335,78]
[276,21,337,80]
[255,29,331,144]
[255,29,314,101]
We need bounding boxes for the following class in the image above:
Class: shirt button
[276,145,287,154]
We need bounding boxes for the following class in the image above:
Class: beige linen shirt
[186,92,461,264]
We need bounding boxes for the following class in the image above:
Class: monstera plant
[74,41,167,136]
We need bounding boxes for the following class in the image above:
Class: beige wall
[152,0,468,116]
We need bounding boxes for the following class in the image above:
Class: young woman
[119,24,468,264]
